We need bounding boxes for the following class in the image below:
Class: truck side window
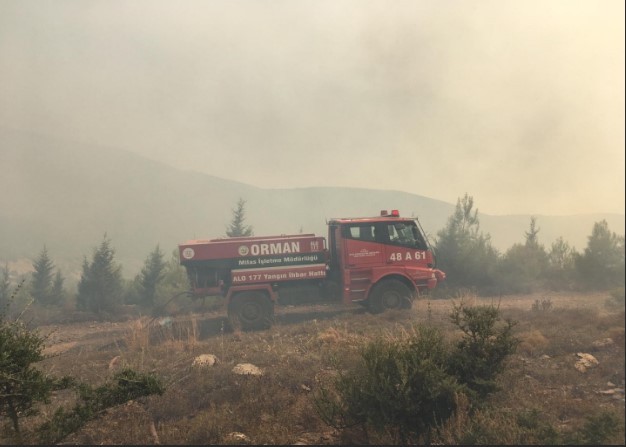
[386,222,427,249]
[344,224,377,242]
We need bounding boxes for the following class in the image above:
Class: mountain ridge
[1,129,623,277]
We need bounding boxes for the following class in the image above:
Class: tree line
[434,194,625,295]
[0,199,254,318]
[1,195,623,318]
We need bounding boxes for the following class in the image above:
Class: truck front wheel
[228,292,274,330]
[368,280,413,314]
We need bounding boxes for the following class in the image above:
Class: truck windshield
[386,222,427,250]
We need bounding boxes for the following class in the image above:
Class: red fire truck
[179,210,445,329]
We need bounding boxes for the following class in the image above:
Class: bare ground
[6,291,625,444]
[37,291,609,354]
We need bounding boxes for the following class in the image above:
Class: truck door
[341,223,384,301]
[343,223,384,266]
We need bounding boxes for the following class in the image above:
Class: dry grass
[6,292,624,445]
[518,330,550,356]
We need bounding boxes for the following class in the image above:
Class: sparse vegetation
[0,293,622,444]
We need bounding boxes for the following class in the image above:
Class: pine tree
[226,198,253,237]
[548,237,575,270]
[497,217,549,293]
[49,271,66,306]
[0,304,56,441]
[76,235,123,314]
[434,194,499,291]
[524,216,541,248]
[575,220,625,289]
[76,257,91,310]
[137,245,166,307]
[31,246,55,306]
[545,237,577,290]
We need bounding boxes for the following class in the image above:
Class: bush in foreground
[1,283,164,444]
[0,282,67,443]
[0,310,56,442]
[447,301,518,399]
[37,368,165,444]
[315,303,518,444]
[316,326,462,444]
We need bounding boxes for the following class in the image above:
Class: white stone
[226,432,251,443]
[192,354,218,368]
[575,353,599,373]
[232,363,263,376]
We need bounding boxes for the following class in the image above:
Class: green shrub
[82,369,164,408]
[568,410,622,445]
[37,368,165,444]
[315,302,519,443]
[447,302,519,399]
[0,283,57,442]
[451,407,559,445]
[515,408,559,444]
[315,326,464,444]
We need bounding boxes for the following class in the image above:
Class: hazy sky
[1,0,624,216]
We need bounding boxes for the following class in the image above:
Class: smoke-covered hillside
[1,129,623,275]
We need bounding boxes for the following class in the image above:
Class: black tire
[228,291,274,330]
[368,279,414,314]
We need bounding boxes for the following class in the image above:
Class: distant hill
[1,129,623,277]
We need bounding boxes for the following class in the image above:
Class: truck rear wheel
[368,280,413,314]
[228,292,274,330]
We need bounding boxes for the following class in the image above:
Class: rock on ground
[192,354,219,367]
[232,363,263,376]
[575,353,599,373]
